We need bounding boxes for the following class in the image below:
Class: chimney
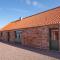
[19,17,21,20]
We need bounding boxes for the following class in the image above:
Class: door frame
[7,32,10,42]
[15,30,22,43]
[49,28,59,51]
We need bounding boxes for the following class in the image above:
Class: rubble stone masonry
[21,26,49,50]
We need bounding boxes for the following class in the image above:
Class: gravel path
[0,42,60,60]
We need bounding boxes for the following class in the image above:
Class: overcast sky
[0,0,60,28]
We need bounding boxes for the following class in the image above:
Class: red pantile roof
[1,6,60,31]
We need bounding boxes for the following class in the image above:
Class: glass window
[51,30,59,40]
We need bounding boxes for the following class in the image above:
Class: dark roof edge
[11,20,21,23]
[23,6,60,19]
[4,6,60,24]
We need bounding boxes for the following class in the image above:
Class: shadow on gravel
[0,40,60,59]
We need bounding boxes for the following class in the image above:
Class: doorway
[7,32,10,42]
[49,28,59,51]
[15,30,21,43]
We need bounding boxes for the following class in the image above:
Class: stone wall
[0,32,2,40]
[9,31,16,42]
[1,31,8,41]
[0,31,16,42]
[0,24,59,50]
[59,24,60,51]
[21,26,49,50]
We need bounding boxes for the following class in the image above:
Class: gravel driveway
[0,42,60,60]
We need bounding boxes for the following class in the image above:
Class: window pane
[51,30,59,40]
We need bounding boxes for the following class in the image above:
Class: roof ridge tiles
[23,6,60,19]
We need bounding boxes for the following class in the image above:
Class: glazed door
[50,29,59,51]
[15,31,21,43]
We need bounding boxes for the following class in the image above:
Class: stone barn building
[0,7,60,51]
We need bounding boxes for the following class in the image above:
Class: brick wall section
[21,26,49,50]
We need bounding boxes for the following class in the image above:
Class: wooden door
[49,29,59,51]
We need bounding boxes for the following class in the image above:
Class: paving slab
[0,42,60,60]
